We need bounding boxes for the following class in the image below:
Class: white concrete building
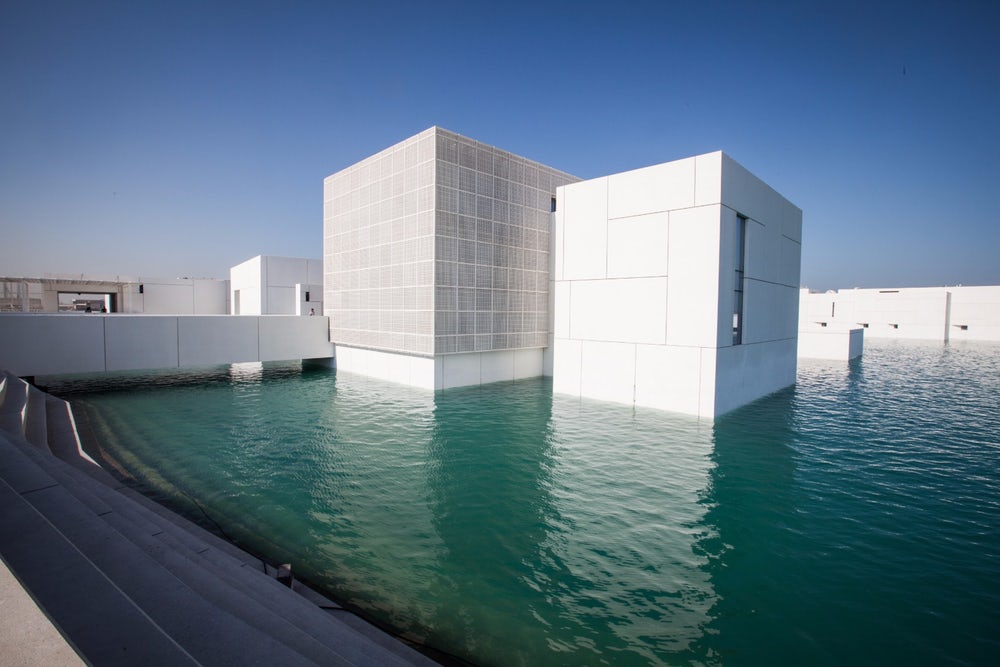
[324,127,579,389]
[0,274,229,314]
[799,285,1000,342]
[230,255,323,315]
[552,152,802,418]
[325,129,802,418]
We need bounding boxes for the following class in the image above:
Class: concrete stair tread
[3,421,433,665]
[2,432,356,664]
[20,480,333,666]
[0,475,199,666]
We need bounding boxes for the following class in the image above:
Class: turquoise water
[47,341,1000,666]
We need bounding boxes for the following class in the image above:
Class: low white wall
[0,314,333,376]
[798,329,864,360]
[949,286,1000,341]
[800,286,1000,342]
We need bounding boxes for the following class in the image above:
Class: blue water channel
[46,340,1000,666]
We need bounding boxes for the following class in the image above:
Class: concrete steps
[0,370,438,666]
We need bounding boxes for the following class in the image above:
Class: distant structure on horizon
[800,285,1000,342]
[324,127,802,418]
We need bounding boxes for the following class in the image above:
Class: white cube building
[323,127,579,388]
[325,130,802,418]
[230,255,323,315]
[552,152,802,418]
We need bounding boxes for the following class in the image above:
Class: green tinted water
[49,341,1000,665]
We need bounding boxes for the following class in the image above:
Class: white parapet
[0,314,334,376]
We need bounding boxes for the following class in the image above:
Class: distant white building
[0,274,229,314]
[799,285,1000,342]
[324,128,802,418]
[230,255,323,315]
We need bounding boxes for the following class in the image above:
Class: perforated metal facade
[324,127,578,357]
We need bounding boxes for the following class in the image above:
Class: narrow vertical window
[733,215,747,345]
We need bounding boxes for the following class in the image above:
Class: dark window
[733,215,747,345]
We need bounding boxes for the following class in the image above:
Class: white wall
[230,256,263,315]
[799,285,1000,342]
[552,152,801,418]
[295,283,323,316]
[0,314,334,376]
[137,278,229,315]
[230,255,322,315]
[942,286,1000,342]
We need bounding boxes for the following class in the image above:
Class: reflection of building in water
[694,388,798,662]
[325,128,802,418]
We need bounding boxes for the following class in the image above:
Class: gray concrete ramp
[0,371,440,666]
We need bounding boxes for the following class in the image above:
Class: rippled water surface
[47,341,1000,666]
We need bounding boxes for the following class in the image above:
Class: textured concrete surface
[0,558,84,667]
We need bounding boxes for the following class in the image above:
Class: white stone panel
[561,177,608,280]
[579,340,636,405]
[335,345,434,389]
[798,329,864,360]
[720,154,783,227]
[698,349,718,418]
[694,151,723,206]
[192,279,229,314]
[513,348,544,379]
[440,353,482,389]
[949,286,1000,341]
[551,339,583,396]
[0,314,106,376]
[634,344,704,416]
[480,349,515,384]
[259,316,334,361]
[745,219,780,284]
[230,256,263,315]
[665,206,722,347]
[568,278,667,344]
[141,283,196,315]
[409,356,436,389]
[265,256,311,288]
[266,286,297,315]
[779,236,802,288]
[105,316,179,371]
[553,282,571,338]
[606,212,669,279]
[743,280,797,344]
[713,339,796,417]
[178,316,258,366]
[552,199,566,280]
[781,200,803,244]
[607,158,695,219]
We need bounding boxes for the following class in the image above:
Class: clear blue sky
[2,0,998,290]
